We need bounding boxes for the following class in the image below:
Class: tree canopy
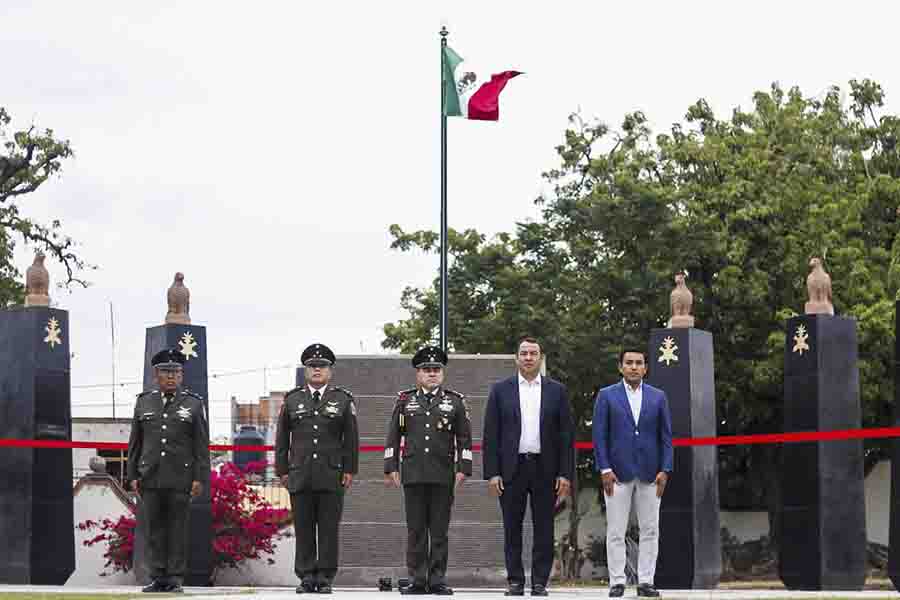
[0,106,90,305]
[383,80,899,513]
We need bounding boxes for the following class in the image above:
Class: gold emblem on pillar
[792,324,810,355]
[179,332,199,360]
[658,336,679,366]
[44,317,63,349]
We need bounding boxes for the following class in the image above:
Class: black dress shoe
[317,583,333,594]
[505,583,525,596]
[401,584,429,595]
[296,581,318,594]
[142,579,169,593]
[167,583,184,594]
[637,584,660,598]
[531,584,548,596]
[430,583,454,595]
[609,585,625,598]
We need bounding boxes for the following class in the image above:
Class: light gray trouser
[604,478,661,586]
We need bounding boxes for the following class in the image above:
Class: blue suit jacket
[482,375,575,484]
[592,381,673,483]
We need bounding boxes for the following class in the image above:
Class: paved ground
[0,587,897,600]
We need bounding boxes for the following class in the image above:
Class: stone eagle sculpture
[165,272,191,325]
[24,252,50,307]
[805,257,834,315]
[667,272,695,328]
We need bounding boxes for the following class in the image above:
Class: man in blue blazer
[483,337,575,597]
[593,349,673,598]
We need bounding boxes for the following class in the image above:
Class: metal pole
[110,301,116,419]
[440,25,449,353]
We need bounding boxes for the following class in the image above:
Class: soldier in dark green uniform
[127,348,210,594]
[384,346,473,595]
[275,343,359,594]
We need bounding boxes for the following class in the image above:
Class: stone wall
[327,354,521,586]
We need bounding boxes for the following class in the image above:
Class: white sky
[3,1,898,438]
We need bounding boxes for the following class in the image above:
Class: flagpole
[439,25,449,354]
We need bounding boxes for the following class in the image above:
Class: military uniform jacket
[126,389,210,492]
[275,386,359,493]
[384,387,473,486]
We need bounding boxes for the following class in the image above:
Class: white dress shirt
[623,379,643,424]
[518,374,542,454]
[601,380,643,475]
[309,384,328,399]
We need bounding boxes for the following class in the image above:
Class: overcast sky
[4,1,899,438]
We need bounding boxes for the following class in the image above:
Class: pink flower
[77,461,289,580]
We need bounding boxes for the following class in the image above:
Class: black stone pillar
[0,307,74,584]
[645,328,721,589]
[296,366,304,387]
[134,324,212,586]
[779,315,865,590]
[889,302,900,592]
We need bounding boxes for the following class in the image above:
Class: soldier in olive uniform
[275,343,359,594]
[127,348,210,594]
[384,346,473,595]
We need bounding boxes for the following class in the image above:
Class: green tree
[383,80,898,555]
[0,106,90,305]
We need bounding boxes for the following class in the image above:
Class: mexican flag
[442,45,521,121]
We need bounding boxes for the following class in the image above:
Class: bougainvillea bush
[79,461,291,581]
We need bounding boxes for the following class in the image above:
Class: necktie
[313,391,321,404]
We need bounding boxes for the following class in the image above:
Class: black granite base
[0,307,74,584]
[889,303,900,592]
[779,315,865,590]
[645,328,721,589]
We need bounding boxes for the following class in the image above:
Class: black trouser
[290,490,344,584]
[499,454,555,587]
[142,488,192,583]
[403,483,454,587]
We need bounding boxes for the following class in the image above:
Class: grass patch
[0,593,256,600]
[0,596,161,600]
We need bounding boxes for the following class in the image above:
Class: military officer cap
[151,347,185,371]
[412,345,448,369]
[301,343,336,367]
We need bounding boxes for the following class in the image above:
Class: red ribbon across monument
[0,426,898,452]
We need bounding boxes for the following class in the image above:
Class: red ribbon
[2,426,898,452]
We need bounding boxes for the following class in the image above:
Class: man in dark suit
[592,349,673,598]
[483,337,574,597]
